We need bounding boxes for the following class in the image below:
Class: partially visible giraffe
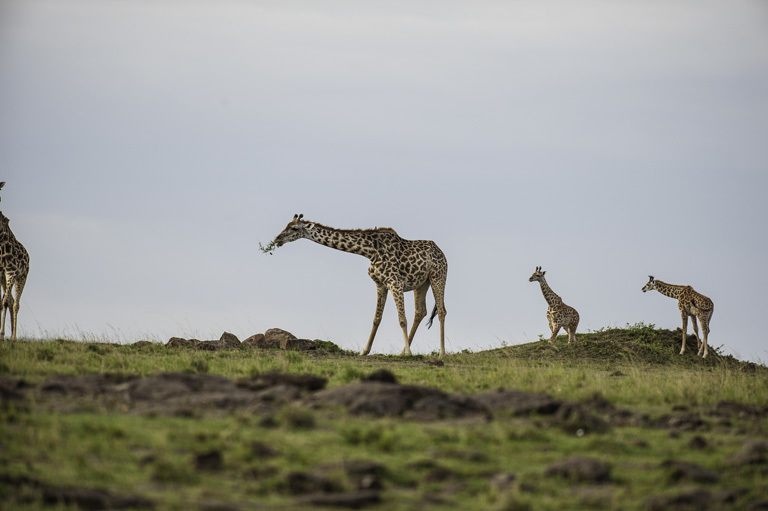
[642,276,714,358]
[529,266,579,344]
[0,182,30,341]
[273,214,448,358]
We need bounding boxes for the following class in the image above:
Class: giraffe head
[274,213,313,247]
[642,275,656,292]
[529,266,546,282]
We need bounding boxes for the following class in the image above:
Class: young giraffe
[0,182,30,341]
[529,266,579,344]
[642,276,714,358]
[273,214,448,358]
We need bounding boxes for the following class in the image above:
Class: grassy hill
[490,322,752,369]
[1,325,767,511]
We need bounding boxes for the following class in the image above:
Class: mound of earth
[493,324,756,370]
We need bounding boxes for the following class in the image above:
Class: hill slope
[490,323,756,370]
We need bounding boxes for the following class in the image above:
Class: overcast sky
[2,1,767,361]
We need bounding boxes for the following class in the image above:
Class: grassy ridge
[1,325,767,511]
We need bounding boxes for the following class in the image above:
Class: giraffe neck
[0,223,29,266]
[537,278,563,307]
[305,223,389,260]
[652,280,687,300]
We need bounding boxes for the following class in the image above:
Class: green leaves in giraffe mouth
[258,240,279,255]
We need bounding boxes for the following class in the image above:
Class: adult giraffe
[273,214,448,358]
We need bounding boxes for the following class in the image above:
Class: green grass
[1,325,767,510]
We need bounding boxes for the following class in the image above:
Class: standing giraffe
[272,214,448,358]
[0,182,30,341]
[642,276,714,358]
[528,266,579,344]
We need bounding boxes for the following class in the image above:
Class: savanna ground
[1,323,767,511]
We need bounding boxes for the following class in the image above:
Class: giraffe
[0,182,30,341]
[528,266,579,344]
[273,214,448,358]
[642,275,714,358]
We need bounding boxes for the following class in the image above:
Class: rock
[645,488,711,511]
[748,499,768,511]
[342,460,387,490]
[550,402,609,434]
[473,389,562,416]
[310,381,490,421]
[166,337,198,347]
[661,460,719,484]
[219,332,240,345]
[264,328,297,345]
[295,490,381,509]
[544,456,611,483]
[242,333,266,347]
[404,392,491,422]
[728,440,768,466]
[282,338,317,351]
[286,472,336,495]
[195,450,223,471]
[131,341,155,347]
[687,435,708,449]
[714,401,764,419]
[250,441,280,459]
[489,472,516,491]
[236,373,327,392]
[361,369,398,384]
[0,377,28,401]
[41,485,156,510]
[654,413,707,431]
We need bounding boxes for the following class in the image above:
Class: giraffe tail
[426,304,438,329]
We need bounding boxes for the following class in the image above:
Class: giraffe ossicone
[529,266,579,344]
[272,213,448,358]
[642,275,714,358]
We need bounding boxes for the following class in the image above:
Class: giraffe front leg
[549,325,561,344]
[361,284,388,356]
[679,314,688,355]
[390,286,411,356]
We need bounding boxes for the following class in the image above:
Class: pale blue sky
[2,1,767,360]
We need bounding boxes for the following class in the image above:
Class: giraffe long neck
[537,278,563,306]
[653,280,685,300]
[305,224,379,260]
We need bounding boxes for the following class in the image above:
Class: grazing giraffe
[273,214,448,358]
[642,276,714,358]
[528,266,579,344]
[0,182,30,341]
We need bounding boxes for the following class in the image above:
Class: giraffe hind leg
[430,273,447,359]
[406,281,430,348]
[11,275,26,341]
[700,316,710,358]
[690,315,702,355]
[361,284,388,356]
